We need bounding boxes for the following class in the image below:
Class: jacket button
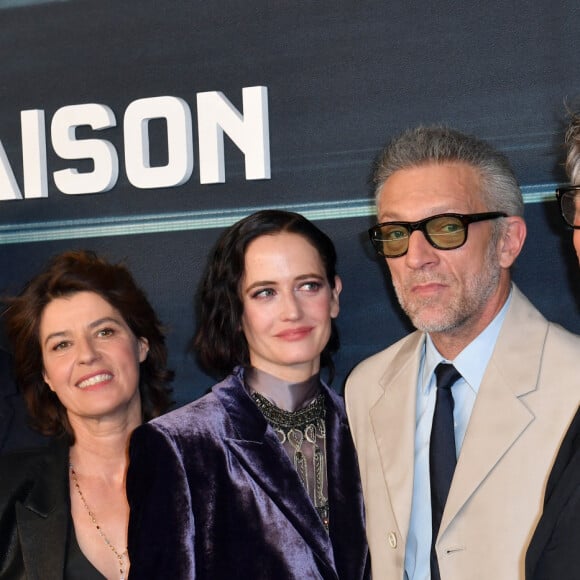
[388,531,397,548]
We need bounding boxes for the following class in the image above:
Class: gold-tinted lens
[561,191,580,227]
[374,224,409,256]
[425,215,466,249]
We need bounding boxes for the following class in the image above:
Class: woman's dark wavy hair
[2,250,173,444]
[194,210,340,382]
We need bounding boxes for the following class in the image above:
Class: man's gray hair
[565,113,580,184]
[372,126,524,217]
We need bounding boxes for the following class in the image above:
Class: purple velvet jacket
[127,368,370,579]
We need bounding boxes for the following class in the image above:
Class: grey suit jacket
[345,285,580,580]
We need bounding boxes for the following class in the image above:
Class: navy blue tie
[430,363,461,580]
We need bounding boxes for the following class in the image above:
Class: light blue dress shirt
[403,290,512,580]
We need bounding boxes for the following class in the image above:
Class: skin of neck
[67,410,141,484]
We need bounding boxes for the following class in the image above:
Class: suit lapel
[441,361,534,531]
[370,332,424,540]
[216,372,337,579]
[17,441,69,580]
[441,287,544,534]
[17,502,69,580]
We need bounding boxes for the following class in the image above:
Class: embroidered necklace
[69,462,128,580]
[251,391,330,530]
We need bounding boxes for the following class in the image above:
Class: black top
[65,517,106,579]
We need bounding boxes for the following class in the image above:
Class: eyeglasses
[556,185,580,229]
[368,212,508,258]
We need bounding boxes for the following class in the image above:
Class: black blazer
[526,405,580,579]
[0,348,47,454]
[0,438,70,579]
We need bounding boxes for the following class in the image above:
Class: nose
[403,230,439,270]
[77,336,100,364]
[280,291,302,320]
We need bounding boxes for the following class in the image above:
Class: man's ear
[498,216,526,268]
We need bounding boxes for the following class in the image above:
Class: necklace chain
[251,391,330,530]
[69,462,128,580]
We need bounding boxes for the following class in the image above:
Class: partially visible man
[0,346,47,453]
[345,126,580,579]
[526,113,580,580]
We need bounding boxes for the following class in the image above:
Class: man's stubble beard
[391,245,502,334]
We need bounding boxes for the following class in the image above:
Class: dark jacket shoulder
[0,438,70,580]
[526,407,580,579]
[0,438,69,511]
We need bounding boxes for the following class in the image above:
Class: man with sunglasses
[526,116,580,580]
[345,126,580,580]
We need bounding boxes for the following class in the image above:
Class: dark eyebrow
[244,273,325,293]
[43,330,69,348]
[295,274,325,283]
[88,316,124,329]
[244,280,277,293]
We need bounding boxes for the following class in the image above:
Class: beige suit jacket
[345,286,580,580]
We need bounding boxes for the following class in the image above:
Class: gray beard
[393,250,501,334]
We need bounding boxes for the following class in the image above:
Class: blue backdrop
[1,0,579,405]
